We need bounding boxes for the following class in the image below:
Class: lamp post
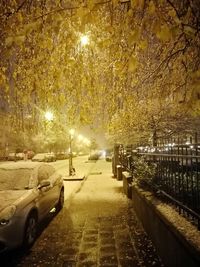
[69,129,75,176]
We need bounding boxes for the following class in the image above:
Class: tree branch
[1,0,29,18]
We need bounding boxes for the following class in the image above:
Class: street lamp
[69,128,75,176]
[44,111,54,121]
[78,134,84,141]
[80,35,89,46]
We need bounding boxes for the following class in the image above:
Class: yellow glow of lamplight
[81,35,89,46]
[45,111,54,121]
[69,129,75,136]
[78,134,83,141]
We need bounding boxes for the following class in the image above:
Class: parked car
[45,153,56,162]
[105,151,113,162]
[56,152,69,160]
[32,153,56,162]
[0,155,8,161]
[7,152,16,161]
[0,162,64,253]
[31,153,47,162]
[7,152,24,161]
[88,153,100,160]
[16,153,24,160]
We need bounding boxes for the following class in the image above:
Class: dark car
[105,152,113,162]
[88,153,100,160]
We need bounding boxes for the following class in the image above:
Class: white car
[31,153,47,162]
[32,153,56,162]
[0,162,64,253]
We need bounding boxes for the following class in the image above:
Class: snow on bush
[133,156,156,187]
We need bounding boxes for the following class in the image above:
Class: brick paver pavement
[1,159,164,267]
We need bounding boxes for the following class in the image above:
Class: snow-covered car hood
[0,190,33,212]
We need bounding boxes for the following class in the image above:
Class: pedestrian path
[54,156,97,202]
[3,159,165,267]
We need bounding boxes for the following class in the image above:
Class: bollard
[116,165,123,180]
[122,171,132,198]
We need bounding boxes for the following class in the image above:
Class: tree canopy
[1,0,200,148]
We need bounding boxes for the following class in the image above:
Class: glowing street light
[78,134,84,141]
[69,128,75,138]
[80,35,89,46]
[45,111,54,121]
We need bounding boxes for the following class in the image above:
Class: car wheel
[56,188,64,212]
[23,212,38,248]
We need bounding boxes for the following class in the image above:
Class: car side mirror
[38,180,51,189]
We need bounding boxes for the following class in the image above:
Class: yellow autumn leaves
[0,68,8,90]
[5,21,41,47]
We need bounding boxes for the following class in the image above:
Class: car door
[37,165,55,218]
[47,166,61,207]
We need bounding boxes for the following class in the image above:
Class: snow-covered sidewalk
[54,156,97,202]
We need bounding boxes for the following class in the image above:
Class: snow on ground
[136,182,200,253]
[156,202,200,251]
[50,156,97,201]
[137,185,200,252]
[71,159,129,217]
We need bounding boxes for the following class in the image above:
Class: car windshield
[0,169,33,190]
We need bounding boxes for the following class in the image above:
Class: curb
[63,175,85,181]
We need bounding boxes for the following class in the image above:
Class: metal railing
[117,144,200,229]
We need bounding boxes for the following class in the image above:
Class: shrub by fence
[117,143,200,229]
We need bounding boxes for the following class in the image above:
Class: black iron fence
[117,143,200,229]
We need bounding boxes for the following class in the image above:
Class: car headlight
[0,205,16,226]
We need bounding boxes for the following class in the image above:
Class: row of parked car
[87,149,113,161]
[32,153,57,162]
[5,151,81,162]
[7,151,34,161]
